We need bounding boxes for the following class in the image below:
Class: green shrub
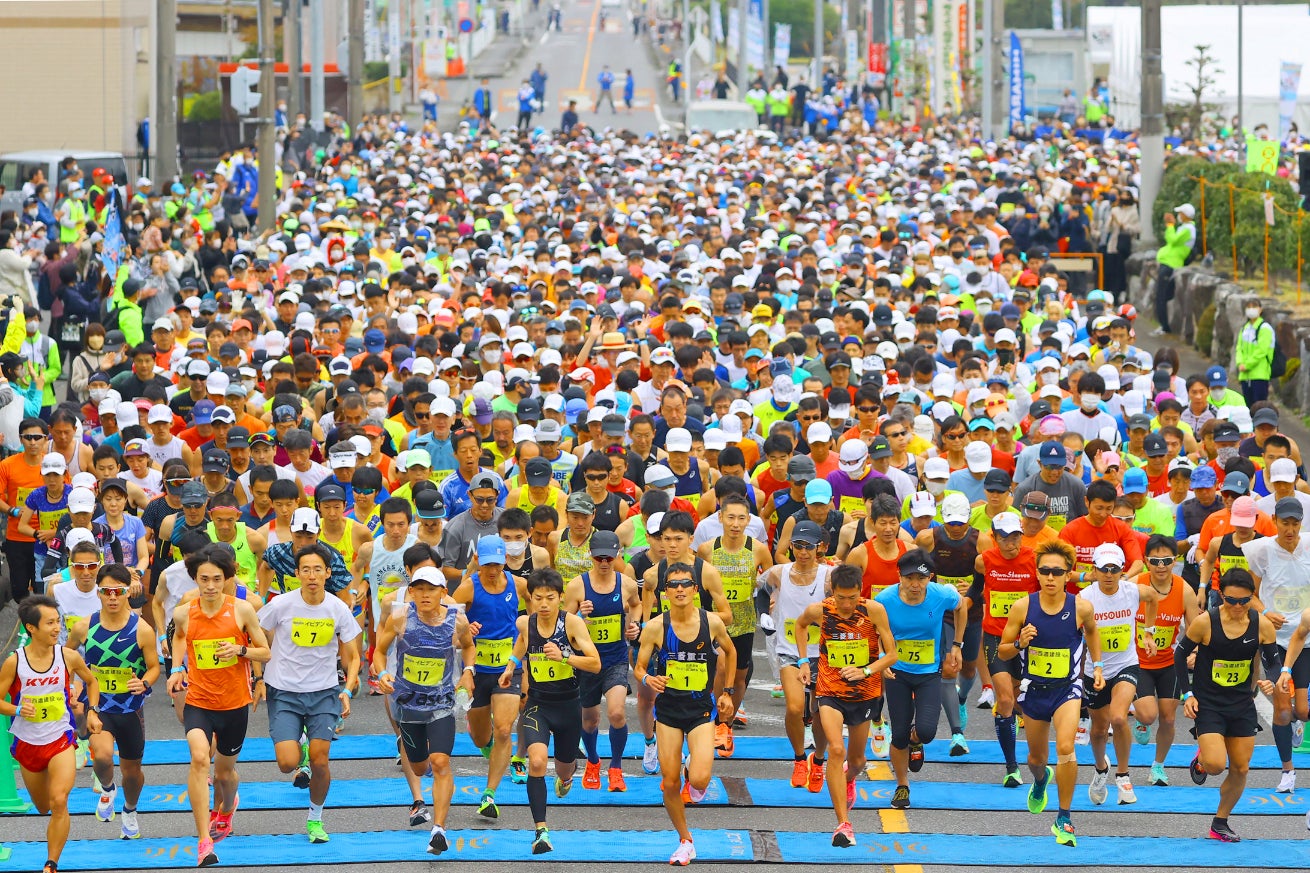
[1194,302,1216,355]
[187,90,224,122]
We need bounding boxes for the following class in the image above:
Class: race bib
[1027,646,1070,679]
[1137,624,1176,651]
[588,613,622,644]
[1073,562,1094,588]
[193,637,237,669]
[722,574,752,604]
[839,496,865,515]
[1046,514,1068,532]
[1099,623,1131,653]
[63,615,81,635]
[279,575,302,592]
[989,590,1026,618]
[402,655,446,686]
[431,469,456,485]
[93,665,133,695]
[529,652,574,683]
[377,584,401,603]
[939,575,971,595]
[475,637,513,668]
[1212,659,1251,687]
[825,638,870,668]
[784,618,821,646]
[291,617,336,647]
[26,691,65,723]
[659,591,671,612]
[895,638,935,666]
[666,659,708,691]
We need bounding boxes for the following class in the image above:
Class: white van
[0,151,130,213]
[683,100,762,134]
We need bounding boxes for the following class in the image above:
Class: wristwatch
[239,645,248,658]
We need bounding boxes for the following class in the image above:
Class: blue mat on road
[0,828,755,870]
[137,732,1309,768]
[24,775,726,816]
[775,832,1310,867]
[746,778,1310,815]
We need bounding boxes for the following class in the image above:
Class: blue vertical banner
[1008,32,1025,131]
[98,198,124,276]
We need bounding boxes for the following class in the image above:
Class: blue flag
[98,197,124,276]
[1008,32,1025,132]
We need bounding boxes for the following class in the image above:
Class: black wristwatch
[239,645,248,658]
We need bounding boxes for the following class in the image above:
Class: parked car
[0,151,130,213]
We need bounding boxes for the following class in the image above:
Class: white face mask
[976,299,993,314]
[1210,387,1225,403]
[1245,307,1261,320]
[778,279,799,293]
[1041,371,1060,386]
[926,480,946,496]
[89,387,109,403]
[504,540,527,557]
[546,335,564,350]
[963,376,983,391]
[482,349,503,364]
[1080,393,1100,412]
[895,300,911,313]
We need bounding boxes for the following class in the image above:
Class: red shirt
[1058,515,1144,593]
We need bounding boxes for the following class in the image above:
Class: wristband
[509,655,522,668]
[1093,660,1104,669]
[796,657,810,666]
[1143,626,1157,636]
[862,666,873,677]
[1181,691,1193,702]
[9,507,19,518]
[1282,666,1293,674]
[377,671,392,682]
[342,687,353,698]
[1262,609,1273,616]
[953,641,963,648]
[641,674,649,686]
[170,666,186,675]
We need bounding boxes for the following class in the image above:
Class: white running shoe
[669,839,697,866]
[1115,774,1137,805]
[1294,721,1305,749]
[1088,768,1110,805]
[976,686,996,708]
[643,742,660,775]
[803,725,814,750]
[870,723,890,760]
[1277,770,1297,794]
[120,810,140,840]
[96,786,117,822]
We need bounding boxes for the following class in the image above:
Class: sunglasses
[944,431,968,440]
[98,586,128,597]
[72,562,102,571]
[21,433,46,442]
[884,430,906,438]
[791,541,818,550]
[471,495,498,505]
[166,477,193,487]
[1146,556,1173,567]
[664,578,697,589]
[1097,564,1123,575]
[354,487,378,496]
[1036,566,1067,576]
[1223,594,1254,605]
[585,473,608,482]
[593,555,614,563]
[857,406,879,414]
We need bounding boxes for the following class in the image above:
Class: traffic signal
[230,66,260,115]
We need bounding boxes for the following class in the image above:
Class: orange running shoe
[790,758,808,788]
[807,752,826,793]
[714,722,735,758]
[607,767,627,792]
[582,760,602,790]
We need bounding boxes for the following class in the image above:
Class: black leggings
[883,670,942,750]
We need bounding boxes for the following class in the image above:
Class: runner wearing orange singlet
[846,494,907,598]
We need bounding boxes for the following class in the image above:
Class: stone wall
[1125,254,1310,412]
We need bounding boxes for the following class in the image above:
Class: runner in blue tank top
[1000,540,1104,848]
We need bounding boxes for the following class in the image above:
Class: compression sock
[582,728,600,765]
[996,715,1018,769]
[957,671,977,705]
[941,678,962,732]
[527,775,548,824]
[1273,722,1295,764]
[608,725,628,770]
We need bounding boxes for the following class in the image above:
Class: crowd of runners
[0,117,1305,872]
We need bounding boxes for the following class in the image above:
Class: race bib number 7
[291,617,336,647]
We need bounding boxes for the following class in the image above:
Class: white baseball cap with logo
[941,492,971,524]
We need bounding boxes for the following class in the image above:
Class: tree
[1183,44,1221,133]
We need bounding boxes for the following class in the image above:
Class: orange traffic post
[0,713,34,820]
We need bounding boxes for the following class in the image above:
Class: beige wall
[0,0,153,157]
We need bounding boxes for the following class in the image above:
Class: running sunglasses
[790,541,819,550]
[664,578,697,589]
[98,586,128,597]
[72,562,102,571]
[1097,565,1123,575]
[354,487,378,496]
[1036,566,1067,576]
[20,433,46,441]
[1222,594,1253,606]
[165,477,192,488]
[1146,557,1174,567]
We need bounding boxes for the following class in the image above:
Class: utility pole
[348,0,364,126]
[871,0,885,106]
[287,0,303,120]
[683,0,692,107]
[156,0,178,184]
[813,0,823,91]
[1236,0,1243,136]
[1138,0,1163,247]
[738,0,750,90]
[988,0,1004,139]
[257,0,278,233]
[310,0,326,131]
[903,0,914,120]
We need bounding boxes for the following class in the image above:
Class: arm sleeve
[1174,635,1197,695]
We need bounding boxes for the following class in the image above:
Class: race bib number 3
[1099,623,1131,652]
[291,617,336,647]
[666,659,708,691]
[475,637,513,668]
[825,638,870,668]
[784,619,821,647]
[93,665,133,694]
[1027,646,1070,678]
[1212,659,1251,687]
[402,655,446,686]
[588,613,622,644]
[193,637,237,669]
[529,653,574,683]
[895,638,935,666]
[26,692,66,723]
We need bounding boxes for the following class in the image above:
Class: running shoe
[608,767,627,792]
[1052,815,1076,847]
[477,791,499,819]
[790,758,809,788]
[1116,773,1137,805]
[1277,770,1297,794]
[643,740,660,775]
[409,799,432,826]
[803,724,814,750]
[479,740,494,759]
[870,723,890,759]
[771,684,784,698]
[532,827,554,854]
[555,775,574,798]
[120,810,140,840]
[890,785,910,809]
[976,685,995,708]
[1027,766,1052,814]
[42,863,57,873]
[583,760,602,790]
[1149,762,1169,786]
[1087,767,1110,805]
[510,755,528,784]
[1189,754,1208,785]
[306,819,329,844]
[669,839,697,866]
[96,785,117,822]
[958,702,969,731]
[732,708,749,728]
[293,766,311,790]
[908,742,925,773]
[1208,819,1240,842]
[427,825,449,855]
[197,838,218,867]
[845,766,856,809]
[1132,719,1151,746]
[1294,720,1305,749]
[715,722,735,758]
[74,738,89,769]
[831,821,856,848]
[806,752,825,792]
[949,733,969,756]
[1003,766,1023,789]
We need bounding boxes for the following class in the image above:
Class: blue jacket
[598,71,614,90]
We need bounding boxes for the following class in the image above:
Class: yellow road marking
[868,761,922,873]
[577,0,601,91]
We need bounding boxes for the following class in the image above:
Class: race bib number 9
[402,655,447,687]
[291,617,336,647]
[825,638,870,668]
[193,637,237,669]
[475,637,513,668]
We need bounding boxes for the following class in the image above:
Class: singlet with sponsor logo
[980,547,1039,637]
[8,645,75,746]
[1081,581,1140,679]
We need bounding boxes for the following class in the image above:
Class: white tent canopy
[1087,4,1310,132]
